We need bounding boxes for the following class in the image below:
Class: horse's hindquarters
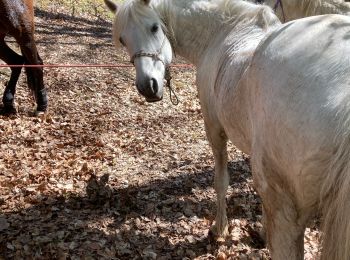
[246,15,350,252]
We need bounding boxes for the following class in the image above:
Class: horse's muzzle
[145,95,163,102]
[136,78,163,102]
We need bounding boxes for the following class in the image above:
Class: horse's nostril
[150,78,158,95]
[136,78,162,102]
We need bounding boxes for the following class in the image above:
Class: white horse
[253,0,350,22]
[105,0,350,259]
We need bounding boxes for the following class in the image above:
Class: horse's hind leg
[18,33,48,113]
[204,120,230,239]
[0,34,24,114]
[252,155,306,260]
[261,194,306,260]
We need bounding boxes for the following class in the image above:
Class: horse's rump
[245,14,350,258]
[0,0,35,36]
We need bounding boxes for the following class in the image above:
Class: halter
[130,36,179,105]
[130,36,167,65]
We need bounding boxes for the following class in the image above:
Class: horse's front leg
[0,35,24,114]
[204,120,230,239]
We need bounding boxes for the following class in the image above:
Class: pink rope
[0,63,193,68]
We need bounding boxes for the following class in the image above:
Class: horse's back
[251,14,350,140]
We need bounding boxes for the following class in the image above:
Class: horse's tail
[321,135,350,260]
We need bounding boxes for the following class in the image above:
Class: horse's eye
[119,37,125,46]
[151,24,159,33]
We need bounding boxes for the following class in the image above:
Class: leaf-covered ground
[0,8,320,260]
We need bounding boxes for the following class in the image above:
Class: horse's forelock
[112,0,136,46]
[113,0,166,47]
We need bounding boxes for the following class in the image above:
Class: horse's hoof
[0,105,17,116]
[36,106,48,113]
[35,110,45,115]
[34,110,47,119]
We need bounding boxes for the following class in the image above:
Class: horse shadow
[0,158,265,259]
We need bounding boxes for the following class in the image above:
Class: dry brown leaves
[0,7,320,260]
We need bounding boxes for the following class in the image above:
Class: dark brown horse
[0,0,47,114]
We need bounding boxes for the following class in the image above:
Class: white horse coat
[253,0,350,21]
[105,0,350,259]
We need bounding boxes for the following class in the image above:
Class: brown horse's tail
[320,135,350,260]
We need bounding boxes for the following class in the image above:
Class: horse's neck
[157,1,226,64]
[157,1,277,65]
[171,15,218,64]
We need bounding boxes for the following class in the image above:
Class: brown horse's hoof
[0,105,17,116]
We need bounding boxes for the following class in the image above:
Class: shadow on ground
[0,159,264,259]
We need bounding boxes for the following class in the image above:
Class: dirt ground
[0,8,320,260]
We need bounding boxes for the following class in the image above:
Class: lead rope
[164,28,179,106]
[165,66,179,105]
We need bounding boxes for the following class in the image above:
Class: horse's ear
[104,0,118,13]
[141,0,151,5]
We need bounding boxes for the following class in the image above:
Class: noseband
[130,36,167,65]
[130,36,179,105]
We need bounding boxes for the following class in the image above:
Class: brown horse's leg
[17,33,48,113]
[0,34,24,114]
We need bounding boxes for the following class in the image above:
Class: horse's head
[105,0,173,102]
